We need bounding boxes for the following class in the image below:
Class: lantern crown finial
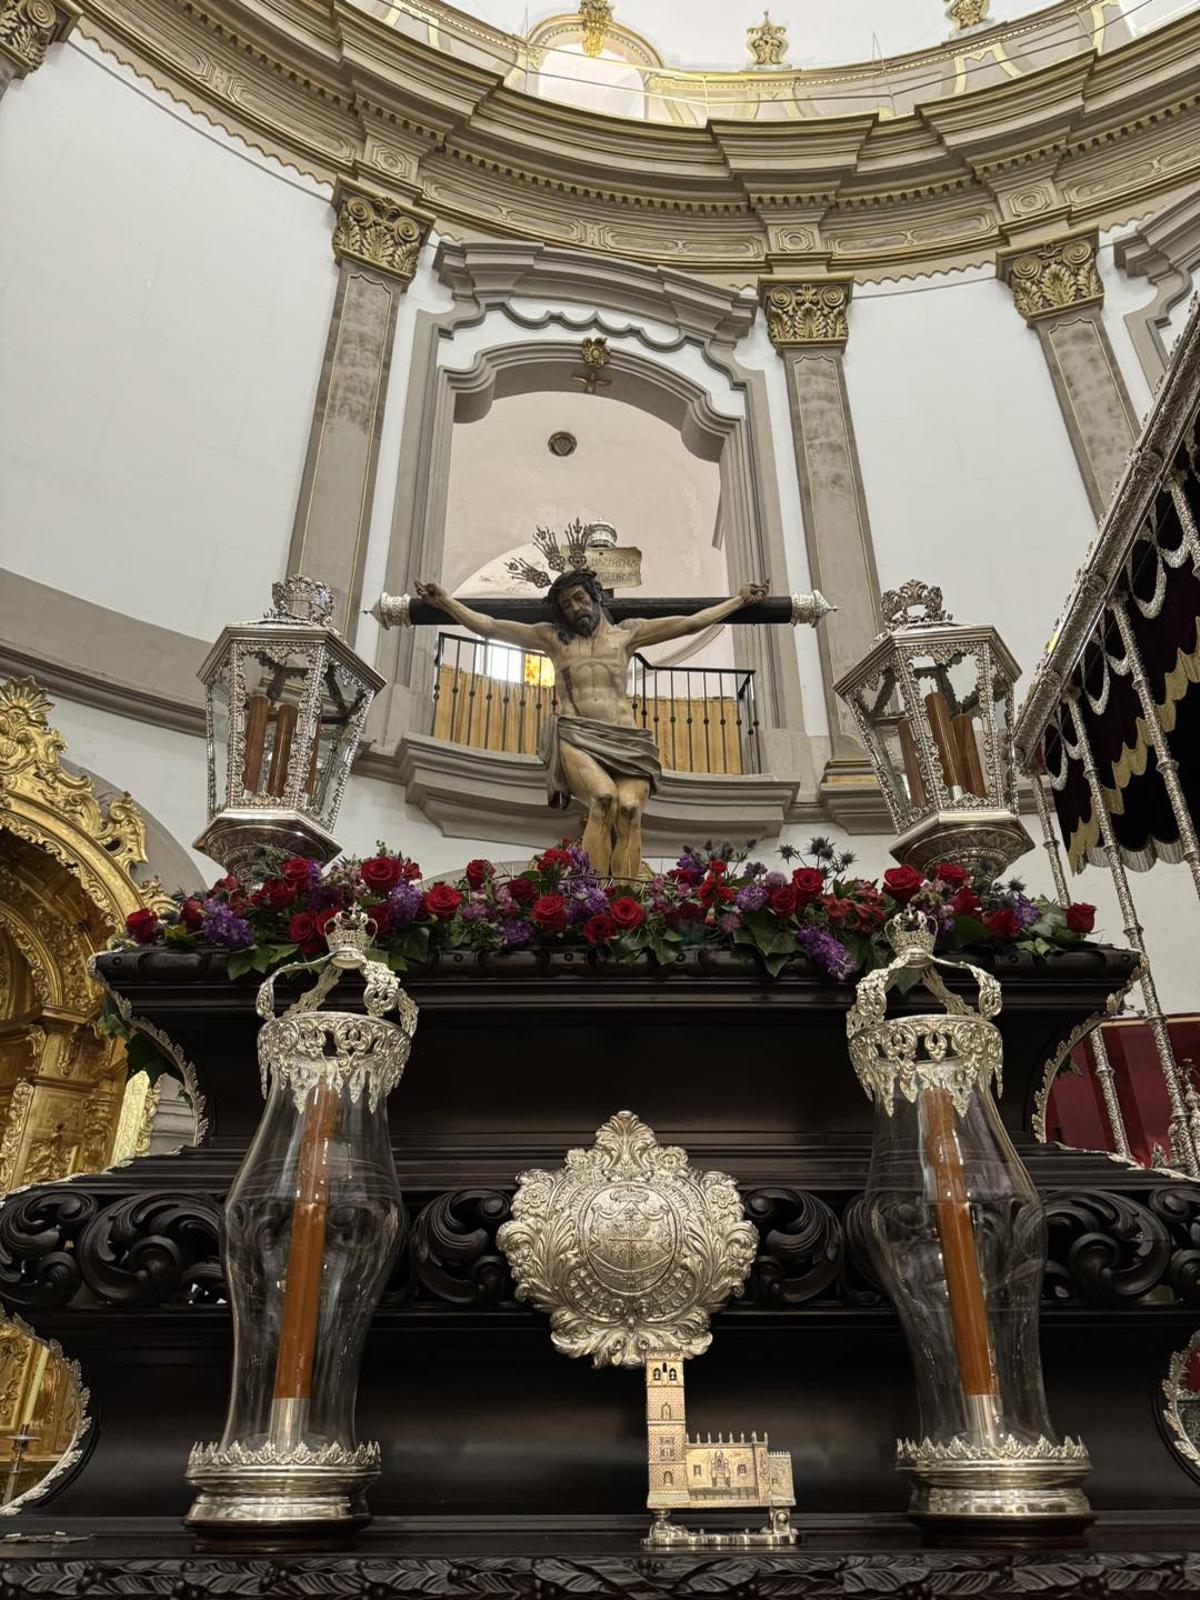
[884,911,938,965]
[269,575,336,629]
[880,580,953,632]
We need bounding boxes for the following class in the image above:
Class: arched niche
[380,330,809,773]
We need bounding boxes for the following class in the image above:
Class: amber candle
[954,714,987,797]
[272,1080,339,1409]
[921,1085,997,1403]
[266,702,298,797]
[924,692,963,791]
[242,693,270,793]
[897,719,927,808]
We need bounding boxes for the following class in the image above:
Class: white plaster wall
[845,269,1099,682]
[0,39,337,641]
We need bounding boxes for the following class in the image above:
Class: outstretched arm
[631,582,768,649]
[415,580,555,651]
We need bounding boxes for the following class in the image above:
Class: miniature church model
[645,1356,795,1543]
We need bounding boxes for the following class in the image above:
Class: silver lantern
[194,577,384,876]
[835,580,1031,880]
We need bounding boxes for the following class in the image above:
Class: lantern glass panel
[209,664,231,818]
[310,657,372,825]
[991,679,1015,809]
[905,644,987,804]
[236,640,316,805]
[218,1067,403,1456]
[858,668,926,818]
[865,1079,1056,1449]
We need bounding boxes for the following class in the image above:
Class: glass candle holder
[186,915,416,1537]
[847,915,1091,1531]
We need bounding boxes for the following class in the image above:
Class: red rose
[698,878,734,908]
[257,877,294,909]
[531,893,567,933]
[508,876,536,904]
[1065,902,1096,933]
[360,855,404,894]
[539,848,571,871]
[364,901,391,938]
[949,885,981,916]
[288,912,316,944]
[180,898,204,931]
[281,856,314,886]
[768,884,799,918]
[423,884,463,921]
[125,908,159,944]
[582,914,614,945]
[668,865,703,887]
[314,906,340,938]
[983,907,1019,939]
[668,901,705,926]
[882,865,925,904]
[933,862,969,889]
[791,867,824,903]
[609,896,645,931]
[465,859,493,891]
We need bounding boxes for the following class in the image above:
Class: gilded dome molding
[70,0,1200,282]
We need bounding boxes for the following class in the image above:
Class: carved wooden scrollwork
[411,1188,514,1307]
[743,1188,842,1306]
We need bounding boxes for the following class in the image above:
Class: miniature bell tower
[645,1356,688,1509]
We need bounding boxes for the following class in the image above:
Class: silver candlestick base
[897,1433,1093,1525]
[184,1438,381,1534]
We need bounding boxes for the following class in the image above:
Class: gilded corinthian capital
[330,179,433,286]
[997,232,1104,323]
[758,277,854,349]
[0,0,76,76]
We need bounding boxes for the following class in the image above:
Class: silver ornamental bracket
[254,910,418,1114]
[845,914,1003,1118]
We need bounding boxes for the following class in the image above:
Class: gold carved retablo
[498,1112,796,1548]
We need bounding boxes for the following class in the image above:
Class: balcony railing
[432,633,760,775]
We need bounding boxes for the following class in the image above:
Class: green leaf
[947,915,987,948]
[226,950,257,980]
[893,965,927,995]
[386,949,409,972]
[396,925,431,963]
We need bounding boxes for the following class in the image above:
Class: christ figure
[415,570,767,879]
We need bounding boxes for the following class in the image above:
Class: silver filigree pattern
[188,1439,380,1471]
[897,1433,1089,1467]
[498,1111,756,1368]
[255,910,418,1114]
[846,916,1003,1117]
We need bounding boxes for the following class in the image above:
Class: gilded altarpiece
[0,678,168,1502]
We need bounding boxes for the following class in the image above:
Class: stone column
[0,0,78,96]
[287,177,432,638]
[997,232,1139,519]
[758,275,882,766]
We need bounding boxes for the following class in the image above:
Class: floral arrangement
[119,838,1099,983]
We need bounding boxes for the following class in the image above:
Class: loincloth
[537,715,662,810]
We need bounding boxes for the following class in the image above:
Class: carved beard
[569,604,601,637]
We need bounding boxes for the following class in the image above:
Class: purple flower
[717,911,741,934]
[201,900,253,950]
[566,845,592,872]
[460,898,488,922]
[1008,894,1040,930]
[796,924,854,981]
[501,918,532,947]
[575,885,609,917]
[735,884,768,912]
[763,871,787,890]
[388,881,423,929]
[493,887,515,914]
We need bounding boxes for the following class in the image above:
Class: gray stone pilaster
[287,178,432,637]
[759,275,882,762]
[998,232,1138,518]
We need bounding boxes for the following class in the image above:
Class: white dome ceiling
[440,0,1186,71]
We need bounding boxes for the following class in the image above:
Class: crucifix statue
[372,530,832,879]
